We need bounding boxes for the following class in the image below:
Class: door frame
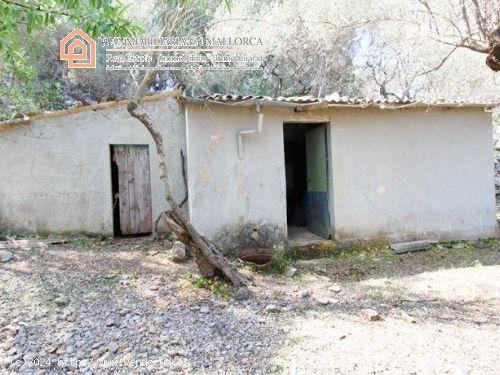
[109,144,153,236]
[282,121,333,238]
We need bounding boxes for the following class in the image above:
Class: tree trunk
[486,43,500,72]
[126,99,250,293]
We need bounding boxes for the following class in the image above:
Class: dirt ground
[0,236,499,374]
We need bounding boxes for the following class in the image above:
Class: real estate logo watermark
[100,35,264,71]
[59,28,96,69]
[60,29,263,71]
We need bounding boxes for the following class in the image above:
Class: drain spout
[238,103,263,158]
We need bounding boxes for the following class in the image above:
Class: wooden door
[305,125,331,238]
[112,145,153,235]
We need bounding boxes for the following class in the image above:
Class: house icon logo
[60,28,96,69]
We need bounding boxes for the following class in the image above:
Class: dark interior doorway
[284,123,331,238]
[110,150,122,235]
[284,124,309,227]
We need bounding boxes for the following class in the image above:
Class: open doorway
[284,123,331,239]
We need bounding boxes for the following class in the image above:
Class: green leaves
[0,0,141,76]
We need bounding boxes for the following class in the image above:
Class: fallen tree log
[127,100,251,293]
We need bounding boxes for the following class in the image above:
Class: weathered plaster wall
[186,103,497,247]
[330,107,498,242]
[185,104,288,252]
[0,98,186,235]
[2,99,495,244]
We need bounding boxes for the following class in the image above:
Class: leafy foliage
[1,0,498,121]
[0,0,141,77]
[0,0,141,119]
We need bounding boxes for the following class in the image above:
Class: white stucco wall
[186,103,497,246]
[330,107,498,242]
[185,104,288,251]
[1,98,495,243]
[0,98,186,235]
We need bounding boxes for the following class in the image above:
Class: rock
[167,349,186,357]
[54,297,70,307]
[56,346,66,354]
[108,342,118,353]
[264,304,282,314]
[105,318,115,327]
[300,291,311,299]
[313,265,327,274]
[390,241,431,254]
[66,314,76,322]
[329,283,342,293]
[5,325,19,336]
[284,265,297,278]
[7,347,16,356]
[76,340,86,348]
[171,242,187,263]
[294,302,307,311]
[361,308,381,321]
[199,306,209,314]
[90,349,101,359]
[22,352,38,363]
[317,298,333,306]
[399,310,417,323]
[236,287,250,300]
[0,251,13,262]
[78,359,90,369]
[45,344,59,354]
[255,316,266,323]
[357,252,367,260]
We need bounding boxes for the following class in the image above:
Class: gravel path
[0,237,499,374]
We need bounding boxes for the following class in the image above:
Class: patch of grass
[95,270,121,287]
[71,238,91,247]
[0,231,48,240]
[435,240,472,249]
[140,245,151,253]
[270,244,289,274]
[38,297,57,311]
[339,247,365,259]
[380,249,398,260]
[478,237,497,247]
[336,243,389,260]
[365,288,384,300]
[187,273,230,299]
[126,270,141,280]
[236,262,255,272]
[99,276,118,287]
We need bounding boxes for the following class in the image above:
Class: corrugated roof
[195,93,495,108]
[0,91,496,128]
